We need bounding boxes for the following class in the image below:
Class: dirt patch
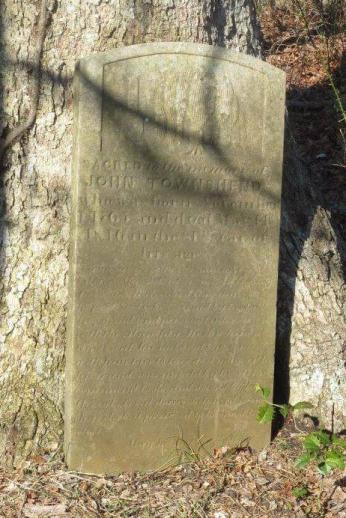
[0,426,345,517]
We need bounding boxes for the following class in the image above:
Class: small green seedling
[255,384,313,424]
[292,486,309,499]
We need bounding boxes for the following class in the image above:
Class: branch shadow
[75,46,284,451]
[1,45,285,451]
[1,40,344,447]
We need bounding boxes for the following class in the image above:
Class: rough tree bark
[276,131,346,432]
[0,0,344,465]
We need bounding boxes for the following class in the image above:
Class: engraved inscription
[66,44,285,474]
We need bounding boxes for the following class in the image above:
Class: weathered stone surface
[65,42,285,474]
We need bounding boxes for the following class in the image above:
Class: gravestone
[65,43,285,474]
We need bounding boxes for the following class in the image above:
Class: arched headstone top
[66,43,285,474]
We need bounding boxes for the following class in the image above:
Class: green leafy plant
[255,384,313,424]
[296,431,346,475]
[256,385,346,477]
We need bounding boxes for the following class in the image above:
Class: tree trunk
[0,0,344,466]
[276,130,346,432]
[0,0,261,465]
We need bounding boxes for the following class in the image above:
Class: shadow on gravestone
[0,29,343,464]
[65,43,285,473]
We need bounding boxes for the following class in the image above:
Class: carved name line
[128,440,171,449]
[82,228,269,243]
[80,195,276,212]
[73,367,236,387]
[71,393,234,409]
[83,228,197,243]
[81,212,213,226]
[86,264,243,275]
[75,388,227,408]
[125,328,242,339]
[84,329,244,341]
[82,327,252,341]
[71,409,226,424]
[83,159,269,178]
[75,332,240,355]
[71,385,221,401]
[82,336,241,353]
[72,398,228,410]
[153,198,276,210]
[85,174,267,194]
[80,314,231,325]
[80,211,272,227]
[71,404,237,424]
[72,438,168,452]
[74,356,235,368]
[73,367,236,382]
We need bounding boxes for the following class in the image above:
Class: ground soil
[1,421,346,517]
